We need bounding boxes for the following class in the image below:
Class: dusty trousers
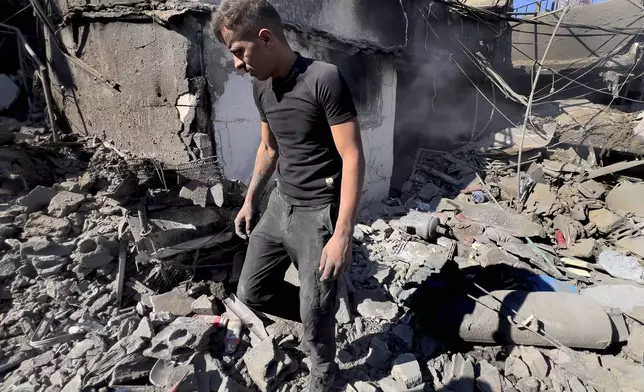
[236,188,339,378]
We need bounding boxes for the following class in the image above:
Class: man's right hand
[234,202,254,240]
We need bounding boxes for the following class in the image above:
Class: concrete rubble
[3,4,644,392]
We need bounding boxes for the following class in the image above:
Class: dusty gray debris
[67,339,95,360]
[350,381,379,392]
[191,294,215,315]
[371,219,393,234]
[84,335,147,386]
[588,209,622,234]
[455,202,544,237]
[0,74,20,110]
[150,288,194,316]
[242,336,298,392]
[110,356,156,385]
[567,376,587,392]
[47,191,85,218]
[378,375,412,392]
[616,236,644,259]
[505,356,531,379]
[516,377,540,392]
[149,311,176,327]
[576,180,606,199]
[118,317,139,339]
[21,239,75,258]
[598,251,644,283]
[476,360,502,392]
[391,353,423,389]
[354,289,399,320]
[72,236,115,275]
[444,353,475,392]
[366,337,391,370]
[624,324,644,363]
[17,186,58,213]
[23,214,72,238]
[180,181,209,208]
[336,276,352,324]
[145,317,213,361]
[0,254,19,280]
[520,346,549,378]
[606,182,644,218]
[561,239,596,259]
[60,375,82,392]
[32,255,68,277]
[133,317,155,339]
[392,323,414,351]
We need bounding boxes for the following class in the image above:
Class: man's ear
[258,28,273,47]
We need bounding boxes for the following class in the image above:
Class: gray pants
[236,188,339,378]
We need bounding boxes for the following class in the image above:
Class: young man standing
[213,0,365,390]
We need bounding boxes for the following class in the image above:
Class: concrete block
[391,354,422,389]
[588,209,622,234]
[505,356,531,379]
[242,337,298,392]
[520,346,549,378]
[354,289,398,320]
[47,191,85,218]
[150,288,194,316]
[17,186,57,213]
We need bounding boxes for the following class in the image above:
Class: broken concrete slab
[23,214,72,238]
[391,353,422,389]
[576,180,606,199]
[624,323,644,363]
[17,186,58,213]
[354,289,399,320]
[150,289,194,317]
[616,236,644,259]
[444,353,475,392]
[598,251,644,283]
[395,241,450,270]
[145,317,213,361]
[47,191,85,218]
[477,360,502,392]
[526,183,557,215]
[581,284,644,313]
[454,202,544,238]
[600,354,644,391]
[588,209,623,234]
[0,255,19,280]
[133,317,155,339]
[32,256,68,277]
[72,236,115,275]
[191,295,215,315]
[366,337,391,369]
[110,356,156,386]
[606,182,644,218]
[25,235,74,256]
[505,356,531,379]
[242,337,298,392]
[520,347,549,378]
[84,335,147,386]
[516,377,540,392]
[561,239,596,259]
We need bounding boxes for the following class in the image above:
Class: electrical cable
[437,0,644,104]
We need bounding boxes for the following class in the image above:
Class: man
[213,0,365,390]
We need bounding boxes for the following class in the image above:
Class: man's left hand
[319,232,352,281]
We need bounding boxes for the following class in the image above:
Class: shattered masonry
[3,0,644,391]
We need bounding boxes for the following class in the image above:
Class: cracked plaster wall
[205,27,396,206]
[48,19,202,164]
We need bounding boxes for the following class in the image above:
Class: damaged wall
[511,0,644,71]
[206,28,397,206]
[48,0,398,205]
[47,18,207,164]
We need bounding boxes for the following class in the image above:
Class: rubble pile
[3,81,644,392]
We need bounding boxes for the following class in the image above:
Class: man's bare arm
[331,117,365,236]
[246,121,279,206]
[235,121,278,238]
[320,117,365,280]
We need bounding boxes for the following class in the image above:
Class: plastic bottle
[224,317,242,354]
[194,315,229,328]
[472,191,487,204]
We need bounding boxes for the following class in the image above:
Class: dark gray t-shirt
[252,53,357,206]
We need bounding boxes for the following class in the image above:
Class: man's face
[221,27,274,81]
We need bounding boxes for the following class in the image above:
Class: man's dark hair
[213,0,285,43]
